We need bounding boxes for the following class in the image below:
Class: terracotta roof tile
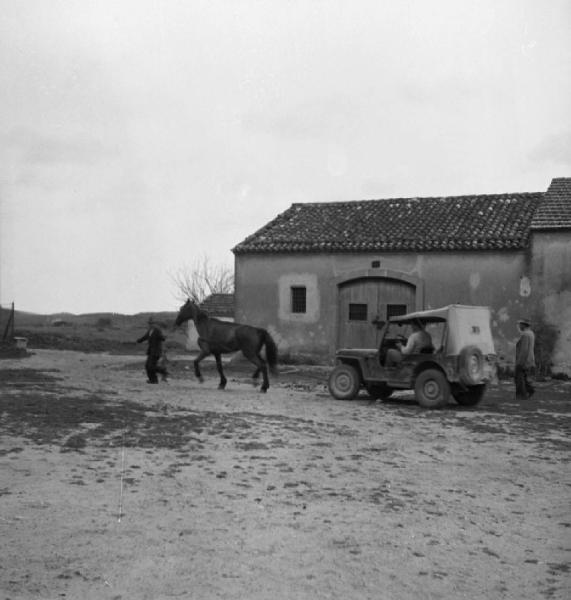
[531,178,571,229]
[233,192,544,254]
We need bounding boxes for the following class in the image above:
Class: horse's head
[174,299,198,326]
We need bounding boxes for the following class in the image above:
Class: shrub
[96,317,113,329]
[531,310,558,378]
[279,351,323,366]
[496,364,514,381]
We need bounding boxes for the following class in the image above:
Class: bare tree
[170,255,234,304]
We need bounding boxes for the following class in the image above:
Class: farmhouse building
[232,177,571,374]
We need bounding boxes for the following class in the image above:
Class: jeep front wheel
[414,369,450,408]
[328,364,361,400]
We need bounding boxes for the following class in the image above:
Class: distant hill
[1,308,178,327]
[0,307,188,355]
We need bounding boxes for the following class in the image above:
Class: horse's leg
[214,353,227,390]
[258,357,270,392]
[194,349,209,383]
[251,367,261,387]
[244,352,269,393]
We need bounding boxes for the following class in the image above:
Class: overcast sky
[1,0,570,315]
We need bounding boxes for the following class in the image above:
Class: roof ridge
[292,191,543,207]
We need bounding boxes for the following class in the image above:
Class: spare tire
[458,345,484,385]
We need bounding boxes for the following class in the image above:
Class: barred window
[387,304,407,319]
[349,303,368,321]
[291,286,307,313]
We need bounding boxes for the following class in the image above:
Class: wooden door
[337,278,416,348]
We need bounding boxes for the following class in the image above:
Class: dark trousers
[146,355,168,383]
[515,365,534,399]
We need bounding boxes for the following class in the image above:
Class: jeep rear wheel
[414,369,450,408]
[328,364,361,400]
[453,384,486,406]
[366,383,393,401]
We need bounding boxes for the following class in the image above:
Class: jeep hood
[335,348,377,359]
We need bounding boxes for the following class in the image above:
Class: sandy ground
[1,349,570,600]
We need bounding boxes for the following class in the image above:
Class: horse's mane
[194,305,210,323]
[186,301,231,326]
[197,311,228,325]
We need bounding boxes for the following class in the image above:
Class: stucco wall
[531,231,571,375]
[235,251,535,364]
[234,254,336,360]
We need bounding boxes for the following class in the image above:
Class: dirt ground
[1,349,570,600]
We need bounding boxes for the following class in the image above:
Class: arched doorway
[336,270,422,348]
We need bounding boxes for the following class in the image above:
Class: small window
[291,286,307,313]
[349,303,368,321]
[387,304,407,319]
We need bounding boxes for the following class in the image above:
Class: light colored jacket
[516,329,535,368]
[401,330,433,355]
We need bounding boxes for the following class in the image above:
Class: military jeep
[328,304,497,408]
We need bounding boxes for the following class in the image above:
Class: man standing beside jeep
[515,318,535,400]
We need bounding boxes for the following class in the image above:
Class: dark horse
[174,299,278,392]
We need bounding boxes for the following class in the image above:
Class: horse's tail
[262,330,278,375]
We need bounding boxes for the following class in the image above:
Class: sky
[1,0,570,315]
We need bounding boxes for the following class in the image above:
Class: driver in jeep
[385,319,434,367]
